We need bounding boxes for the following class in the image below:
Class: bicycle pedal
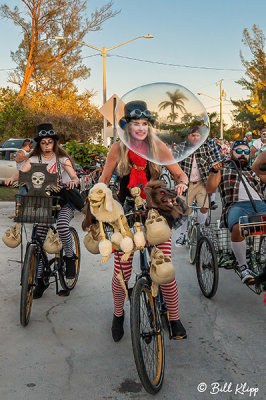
[58,289,70,297]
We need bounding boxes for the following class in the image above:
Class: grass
[0,186,18,201]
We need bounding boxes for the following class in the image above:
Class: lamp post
[55,35,154,145]
[198,80,226,140]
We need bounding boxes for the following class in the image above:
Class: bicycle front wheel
[188,224,200,264]
[130,278,165,394]
[20,244,37,326]
[59,227,81,290]
[196,237,219,298]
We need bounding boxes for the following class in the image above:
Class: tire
[130,278,165,394]
[196,237,219,298]
[59,227,80,290]
[188,224,200,264]
[160,173,172,189]
[20,244,37,326]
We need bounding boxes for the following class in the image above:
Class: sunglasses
[129,109,152,119]
[38,130,56,137]
[234,148,250,155]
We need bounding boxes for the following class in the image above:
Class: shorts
[226,200,266,231]
[187,181,209,209]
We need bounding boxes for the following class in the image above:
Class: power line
[108,54,244,72]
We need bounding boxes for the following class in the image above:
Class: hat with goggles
[119,100,156,129]
[35,123,59,142]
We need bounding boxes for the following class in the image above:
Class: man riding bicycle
[206,140,266,284]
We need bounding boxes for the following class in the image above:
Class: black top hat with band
[119,100,156,129]
[35,123,59,142]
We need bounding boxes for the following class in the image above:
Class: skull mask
[31,172,45,189]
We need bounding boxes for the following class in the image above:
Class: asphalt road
[0,200,265,400]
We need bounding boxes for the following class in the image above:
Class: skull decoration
[31,172,45,189]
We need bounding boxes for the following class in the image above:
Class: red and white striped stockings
[112,237,179,321]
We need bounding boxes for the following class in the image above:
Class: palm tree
[158,90,188,122]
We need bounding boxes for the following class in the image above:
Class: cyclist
[250,127,266,160]
[15,139,32,197]
[97,100,189,342]
[206,140,266,283]
[175,127,219,246]
[6,123,80,297]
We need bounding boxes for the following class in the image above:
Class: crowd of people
[4,106,266,344]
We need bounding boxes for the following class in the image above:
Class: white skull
[31,172,45,189]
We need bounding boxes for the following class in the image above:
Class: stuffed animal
[43,228,62,254]
[2,224,21,248]
[133,222,146,250]
[88,183,134,262]
[83,222,101,254]
[145,209,171,245]
[150,247,175,288]
[130,186,146,210]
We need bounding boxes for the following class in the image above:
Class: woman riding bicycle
[6,123,80,298]
[97,100,189,342]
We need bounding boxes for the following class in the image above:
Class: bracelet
[210,167,219,174]
[177,181,188,186]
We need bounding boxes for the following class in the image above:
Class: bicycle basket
[202,223,232,253]
[14,195,60,224]
[239,213,266,237]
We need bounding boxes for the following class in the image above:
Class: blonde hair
[117,121,161,178]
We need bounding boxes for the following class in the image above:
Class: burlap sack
[150,247,175,285]
[2,224,21,248]
[43,228,62,254]
[83,222,101,254]
[145,209,171,245]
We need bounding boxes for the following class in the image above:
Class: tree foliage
[0,86,103,143]
[158,90,188,122]
[0,0,118,97]
[65,140,108,166]
[233,25,266,129]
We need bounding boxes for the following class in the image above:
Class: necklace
[42,152,55,160]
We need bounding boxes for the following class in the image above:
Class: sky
[0,0,266,126]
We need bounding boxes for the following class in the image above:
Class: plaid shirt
[207,138,223,162]
[176,142,217,184]
[219,166,265,226]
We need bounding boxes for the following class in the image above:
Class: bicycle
[104,200,176,394]
[159,167,173,190]
[196,159,266,298]
[14,190,80,327]
[186,195,210,264]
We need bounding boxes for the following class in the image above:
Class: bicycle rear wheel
[160,173,172,189]
[59,227,80,290]
[196,237,219,298]
[20,244,37,326]
[130,278,165,394]
[188,224,200,264]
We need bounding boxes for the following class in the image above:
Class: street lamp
[55,35,154,145]
[198,80,226,140]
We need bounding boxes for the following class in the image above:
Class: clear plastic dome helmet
[116,83,210,165]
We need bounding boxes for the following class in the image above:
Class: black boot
[65,254,77,279]
[33,278,49,299]
[170,319,187,340]
[111,313,124,342]
[255,267,266,285]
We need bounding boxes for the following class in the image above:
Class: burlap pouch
[2,224,21,248]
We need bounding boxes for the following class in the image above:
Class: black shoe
[33,278,49,299]
[65,254,77,279]
[210,201,218,210]
[254,267,266,285]
[170,319,187,340]
[111,313,124,342]
[238,265,254,284]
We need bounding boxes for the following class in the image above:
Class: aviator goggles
[38,130,56,137]
[129,109,152,119]
[234,148,250,155]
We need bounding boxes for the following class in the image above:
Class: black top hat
[119,100,155,129]
[35,123,59,142]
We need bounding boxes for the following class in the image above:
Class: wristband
[210,167,219,174]
[177,181,188,186]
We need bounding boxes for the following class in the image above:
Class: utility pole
[216,79,225,140]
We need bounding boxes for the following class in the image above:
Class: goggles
[129,109,152,119]
[38,130,56,137]
[234,148,250,155]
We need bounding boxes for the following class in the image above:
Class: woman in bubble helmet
[98,100,189,342]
